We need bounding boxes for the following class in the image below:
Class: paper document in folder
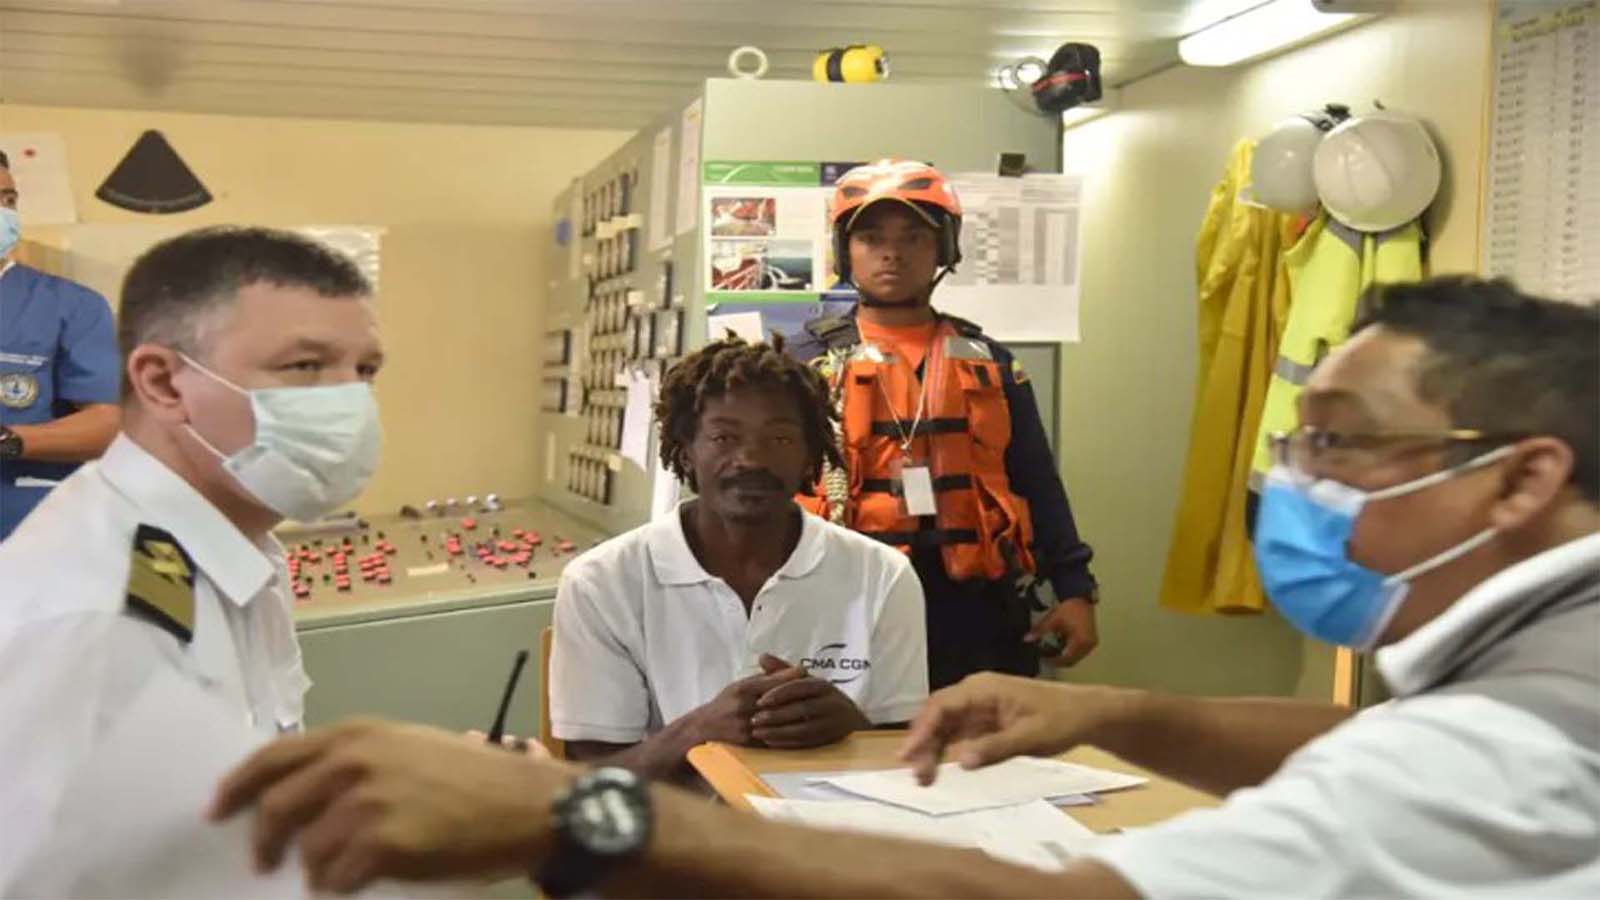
[746,797,1097,872]
[819,756,1146,816]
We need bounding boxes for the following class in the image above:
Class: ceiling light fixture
[1178,0,1388,68]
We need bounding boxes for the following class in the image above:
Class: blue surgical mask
[0,207,19,258]
[1254,446,1511,649]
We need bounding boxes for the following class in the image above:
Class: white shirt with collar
[550,503,929,744]
[0,433,311,888]
[1085,533,1600,899]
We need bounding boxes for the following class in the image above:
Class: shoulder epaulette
[124,523,197,644]
[804,314,862,351]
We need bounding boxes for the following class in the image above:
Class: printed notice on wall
[673,98,704,236]
[699,160,865,344]
[649,127,674,251]
[1482,0,1599,303]
[937,172,1086,342]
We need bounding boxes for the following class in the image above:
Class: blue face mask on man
[1254,445,1512,650]
[0,207,20,258]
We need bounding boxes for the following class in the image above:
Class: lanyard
[874,324,941,459]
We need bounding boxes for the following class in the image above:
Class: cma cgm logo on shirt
[801,643,870,684]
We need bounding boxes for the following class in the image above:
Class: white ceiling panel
[0,0,1215,129]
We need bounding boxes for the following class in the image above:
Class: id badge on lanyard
[889,333,934,518]
[887,454,937,516]
[874,328,943,518]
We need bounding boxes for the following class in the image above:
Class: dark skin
[849,200,1099,666]
[565,386,870,779]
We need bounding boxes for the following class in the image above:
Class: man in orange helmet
[789,159,1099,689]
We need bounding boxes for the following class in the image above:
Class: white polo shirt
[1085,534,1600,898]
[550,504,928,744]
[0,434,310,890]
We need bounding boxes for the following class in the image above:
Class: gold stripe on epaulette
[125,524,197,644]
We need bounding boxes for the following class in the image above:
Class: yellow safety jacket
[1249,213,1425,488]
[1160,140,1296,615]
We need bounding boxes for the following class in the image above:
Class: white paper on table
[746,797,1096,872]
[619,368,656,471]
[759,770,1094,807]
[707,310,765,344]
[674,98,704,236]
[648,127,673,251]
[0,132,78,224]
[819,757,1146,816]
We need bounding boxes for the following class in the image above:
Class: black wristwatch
[0,426,22,461]
[536,767,653,898]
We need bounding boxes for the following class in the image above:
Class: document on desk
[759,769,1094,807]
[818,756,1147,815]
[747,796,1096,872]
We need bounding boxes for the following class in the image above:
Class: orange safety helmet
[829,159,963,280]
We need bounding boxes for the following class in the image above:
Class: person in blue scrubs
[0,150,121,540]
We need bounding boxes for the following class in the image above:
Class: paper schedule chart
[1483,0,1600,303]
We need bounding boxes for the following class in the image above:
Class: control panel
[281,495,607,612]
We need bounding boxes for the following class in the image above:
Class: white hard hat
[1312,111,1441,232]
[1251,116,1327,214]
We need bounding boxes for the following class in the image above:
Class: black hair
[655,332,842,491]
[118,226,371,396]
[0,150,9,169]
[1352,276,1599,502]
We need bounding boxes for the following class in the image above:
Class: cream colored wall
[0,103,627,514]
[1056,0,1492,698]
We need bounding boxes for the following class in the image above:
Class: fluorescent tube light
[1178,0,1372,67]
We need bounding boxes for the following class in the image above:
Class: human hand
[1024,597,1100,666]
[749,654,871,749]
[898,673,1127,785]
[686,655,808,746]
[211,718,573,894]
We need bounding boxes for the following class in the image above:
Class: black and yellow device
[813,44,888,83]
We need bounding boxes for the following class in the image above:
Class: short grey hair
[117,226,371,396]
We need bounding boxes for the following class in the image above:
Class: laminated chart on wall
[940,173,1086,341]
[701,160,863,344]
[1483,0,1600,303]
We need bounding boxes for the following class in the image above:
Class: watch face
[565,768,650,857]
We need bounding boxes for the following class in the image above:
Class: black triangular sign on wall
[95,130,213,214]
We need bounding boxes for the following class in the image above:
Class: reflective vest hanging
[799,321,1036,582]
[1249,214,1424,491]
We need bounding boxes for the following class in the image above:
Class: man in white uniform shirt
[549,334,928,779]
[0,226,385,894]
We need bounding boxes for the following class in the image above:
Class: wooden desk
[688,732,1217,834]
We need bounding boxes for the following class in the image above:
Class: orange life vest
[799,319,1035,582]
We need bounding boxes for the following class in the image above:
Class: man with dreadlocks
[790,159,1099,690]
[546,334,928,781]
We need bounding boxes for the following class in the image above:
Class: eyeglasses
[1268,427,1523,473]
